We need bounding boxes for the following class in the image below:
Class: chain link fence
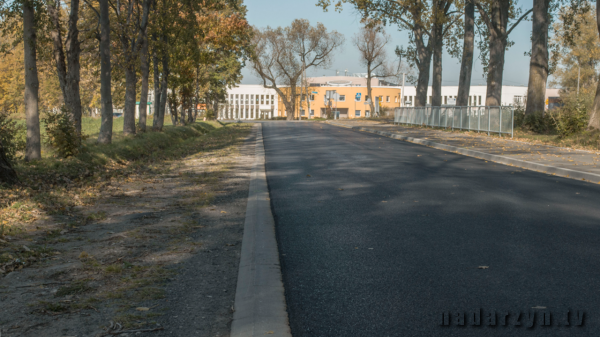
[394,106,514,137]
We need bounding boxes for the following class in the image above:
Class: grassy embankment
[1,118,250,235]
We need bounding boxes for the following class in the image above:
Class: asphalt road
[261,121,600,337]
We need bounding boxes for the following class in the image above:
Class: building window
[261,95,264,104]
[386,96,390,102]
[395,96,398,103]
[256,95,259,104]
[365,95,369,102]
[339,95,346,102]
[355,94,361,102]
[300,109,306,116]
[355,110,361,117]
[310,109,314,116]
[310,94,315,101]
[365,110,370,117]
[251,95,254,104]
[271,95,274,104]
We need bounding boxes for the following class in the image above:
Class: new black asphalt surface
[261,121,600,337]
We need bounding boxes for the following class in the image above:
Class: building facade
[220,79,532,120]
[219,85,278,120]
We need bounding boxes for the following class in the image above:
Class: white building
[219,85,278,120]
[219,83,530,120]
[399,85,528,107]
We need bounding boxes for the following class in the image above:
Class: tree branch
[506,8,533,36]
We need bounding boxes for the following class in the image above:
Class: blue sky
[240,0,536,87]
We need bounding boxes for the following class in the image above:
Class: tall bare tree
[525,0,551,115]
[456,0,475,106]
[250,19,343,120]
[138,20,150,132]
[23,0,41,160]
[587,0,600,129]
[475,0,532,106]
[47,0,83,133]
[319,0,459,107]
[97,0,114,144]
[111,0,151,135]
[354,24,390,114]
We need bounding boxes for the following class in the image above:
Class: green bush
[514,108,556,134]
[42,107,83,158]
[0,112,26,161]
[551,98,589,138]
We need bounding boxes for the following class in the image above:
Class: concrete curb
[231,124,292,337]
[339,124,600,184]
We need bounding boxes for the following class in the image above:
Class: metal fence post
[487,106,491,136]
[445,107,448,128]
[499,107,502,137]
[478,106,481,133]
[468,106,471,131]
[511,107,514,138]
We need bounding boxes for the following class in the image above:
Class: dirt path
[0,124,256,337]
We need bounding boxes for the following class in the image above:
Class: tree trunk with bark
[414,25,432,107]
[431,21,444,107]
[477,1,531,106]
[152,39,161,130]
[23,1,41,161]
[139,33,149,132]
[457,0,475,106]
[525,0,550,115]
[123,63,137,135]
[485,1,508,106]
[367,64,374,113]
[97,0,113,144]
[589,0,600,129]
[48,0,82,133]
[0,140,18,185]
[155,45,169,131]
[430,0,446,107]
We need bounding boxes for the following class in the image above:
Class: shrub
[42,107,83,158]
[514,108,556,134]
[551,98,589,138]
[0,112,26,161]
[205,109,215,120]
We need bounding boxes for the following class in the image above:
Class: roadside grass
[0,121,249,235]
[1,121,252,332]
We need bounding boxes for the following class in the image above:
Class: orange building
[276,84,402,119]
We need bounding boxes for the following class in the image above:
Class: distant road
[262,122,600,336]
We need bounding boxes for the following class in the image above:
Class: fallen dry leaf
[478,266,489,269]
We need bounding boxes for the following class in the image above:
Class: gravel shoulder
[0,123,255,337]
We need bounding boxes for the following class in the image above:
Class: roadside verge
[333,123,600,184]
[231,123,292,337]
